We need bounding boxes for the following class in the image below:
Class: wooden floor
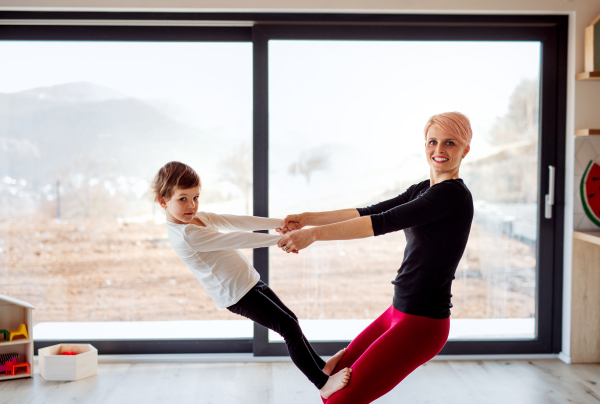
[1,359,599,404]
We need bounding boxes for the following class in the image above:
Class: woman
[278,112,474,404]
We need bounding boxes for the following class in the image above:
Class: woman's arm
[283,209,360,230]
[278,181,468,252]
[278,216,373,252]
[282,184,419,232]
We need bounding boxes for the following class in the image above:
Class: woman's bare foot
[320,368,352,399]
[323,348,347,376]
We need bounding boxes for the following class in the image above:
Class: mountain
[17,82,132,103]
[0,82,228,190]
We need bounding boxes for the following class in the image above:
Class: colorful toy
[1,359,17,374]
[0,353,19,373]
[61,351,77,355]
[0,329,9,341]
[8,323,28,341]
[12,362,30,375]
[0,353,30,376]
[4,361,15,376]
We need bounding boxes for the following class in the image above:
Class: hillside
[0,82,226,190]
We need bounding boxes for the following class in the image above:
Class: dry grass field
[0,218,535,323]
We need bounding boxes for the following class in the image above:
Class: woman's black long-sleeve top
[357,178,474,319]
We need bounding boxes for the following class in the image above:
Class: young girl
[151,161,351,399]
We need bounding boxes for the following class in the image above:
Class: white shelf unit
[0,294,35,381]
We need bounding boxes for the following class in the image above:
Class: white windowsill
[34,318,535,341]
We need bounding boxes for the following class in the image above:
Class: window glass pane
[269,41,539,341]
[0,41,253,340]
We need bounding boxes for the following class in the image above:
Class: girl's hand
[278,228,316,253]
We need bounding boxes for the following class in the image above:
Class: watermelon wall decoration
[581,160,600,228]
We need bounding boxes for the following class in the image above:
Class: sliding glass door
[252,19,566,356]
[267,40,540,342]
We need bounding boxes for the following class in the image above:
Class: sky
[267,40,541,212]
[0,41,253,135]
[0,40,540,146]
[0,39,541,212]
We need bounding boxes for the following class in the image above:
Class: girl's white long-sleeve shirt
[166,211,283,308]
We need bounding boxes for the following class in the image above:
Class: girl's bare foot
[320,368,352,399]
[323,348,347,376]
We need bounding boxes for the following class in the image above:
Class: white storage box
[38,344,98,381]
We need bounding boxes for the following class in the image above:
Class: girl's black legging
[227,280,329,389]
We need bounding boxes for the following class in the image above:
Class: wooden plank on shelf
[0,339,31,347]
[576,71,600,81]
[26,305,33,377]
[575,129,600,136]
[0,372,32,381]
[585,13,600,72]
[586,25,595,72]
[571,236,600,363]
[574,231,600,246]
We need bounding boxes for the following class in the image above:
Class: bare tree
[219,143,252,215]
[288,149,330,185]
[487,78,539,146]
[57,156,125,219]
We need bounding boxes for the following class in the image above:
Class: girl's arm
[184,227,282,252]
[201,212,283,232]
[278,216,374,252]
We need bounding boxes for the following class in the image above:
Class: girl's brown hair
[151,161,201,203]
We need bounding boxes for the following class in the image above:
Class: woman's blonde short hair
[424,112,473,146]
[151,161,201,203]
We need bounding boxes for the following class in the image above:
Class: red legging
[323,305,450,404]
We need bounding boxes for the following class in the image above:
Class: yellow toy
[9,323,28,341]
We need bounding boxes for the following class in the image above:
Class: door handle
[545,165,555,219]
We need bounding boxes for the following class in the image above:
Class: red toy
[0,353,19,373]
[0,357,17,373]
[9,361,30,375]
[61,351,77,355]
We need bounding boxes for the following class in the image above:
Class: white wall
[2,0,600,361]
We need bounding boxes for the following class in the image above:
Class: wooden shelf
[575,129,600,136]
[574,231,600,246]
[576,71,600,81]
[0,339,32,347]
[0,369,32,380]
[572,231,600,362]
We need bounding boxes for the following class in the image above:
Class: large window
[0,13,566,356]
[268,40,540,342]
[0,41,254,343]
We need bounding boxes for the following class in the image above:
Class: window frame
[0,11,566,356]
[251,15,567,357]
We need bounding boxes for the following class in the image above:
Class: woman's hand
[282,214,305,233]
[278,228,316,253]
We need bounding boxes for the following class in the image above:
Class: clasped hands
[274,214,315,254]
